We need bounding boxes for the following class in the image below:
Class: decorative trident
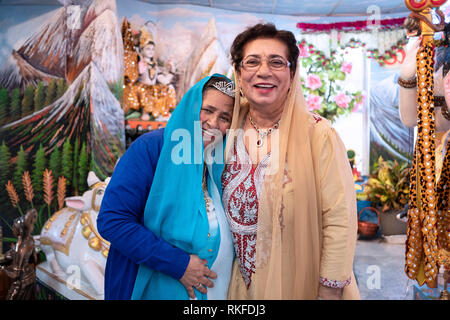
[403,0,447,289]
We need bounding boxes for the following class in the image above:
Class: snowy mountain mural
[177,17,232,101]
[0,0,124,178]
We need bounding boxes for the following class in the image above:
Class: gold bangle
[397,76,417,88]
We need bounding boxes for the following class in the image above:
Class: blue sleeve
[97,129,190,280]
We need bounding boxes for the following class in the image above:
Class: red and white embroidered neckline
[222,130,270,288]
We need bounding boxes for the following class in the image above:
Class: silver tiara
[211,81,235,98]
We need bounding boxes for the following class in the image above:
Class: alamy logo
[169,123,281,175]
[366,265,381,290]
[366,5,381,32]
[66,264,81,290]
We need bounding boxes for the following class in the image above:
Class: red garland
[297,17,406,32]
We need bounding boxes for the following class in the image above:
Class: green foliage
[109,79,124,103]
[45,79,57,107]
[90,156,106,181]
[356,192,368,201]
[9,88,21,121]
[49,147,61,180]
[61,139,73,188]
[56,78,67,100]
[362,156,410,212]
[72,138,80,195]
[34,81,46,112]
[73,82,84,105]
[2,137,94,247]
[0,141,11,195]
[13,145,28,193]
[0,87,10,125]
[21,84,35,116]
[31,143,47,199]
[78,141,89,194]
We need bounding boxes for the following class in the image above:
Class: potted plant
[362,156,410,235]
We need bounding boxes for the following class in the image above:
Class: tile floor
[353,236,416,300]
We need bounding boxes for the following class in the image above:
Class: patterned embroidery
[282,167,292,187]
[319,276,351,289]
[222,131,293,288]
[222,131,270,288]
[312,113,323,123]
[278,202,285,230]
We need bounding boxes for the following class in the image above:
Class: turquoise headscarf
[131,74,232,300]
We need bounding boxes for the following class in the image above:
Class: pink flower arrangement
[299,45,310,58]
[300,40,365,122]
[306,94,323,111]
[341,61,352,74]
[305,74,322,91]
[334,92,352,109]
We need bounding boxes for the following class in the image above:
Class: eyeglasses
[240,56,291,71]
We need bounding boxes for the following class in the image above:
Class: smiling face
[199,88,234,148]
[238,38,293,111]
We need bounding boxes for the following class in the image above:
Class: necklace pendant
[256,138,263,147]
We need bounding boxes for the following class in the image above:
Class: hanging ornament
[403,0,447,289]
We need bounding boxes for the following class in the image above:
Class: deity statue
[399,9,449,289]
[0,209,38,300]
[137,32,158,87]
[122,24,177,121]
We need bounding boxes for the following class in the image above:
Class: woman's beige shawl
[224,61,360,300]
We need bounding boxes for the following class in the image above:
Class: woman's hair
[230,23,299,73]
[202,76,235,99]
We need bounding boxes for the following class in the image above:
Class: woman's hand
[318,284,343,300]
[179,254,217,299]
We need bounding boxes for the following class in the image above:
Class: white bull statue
[36,171,111,299]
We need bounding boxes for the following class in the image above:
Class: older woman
[98,75,235,300]
[222,23,360,300]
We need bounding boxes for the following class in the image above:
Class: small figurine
[122,24,177,121]
[0,209,38,300]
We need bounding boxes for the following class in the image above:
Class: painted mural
[369,59,415,171]
[0,0,124,178]
[115,0,304,120]
[0,1,125,253]
[0,0,416,256]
